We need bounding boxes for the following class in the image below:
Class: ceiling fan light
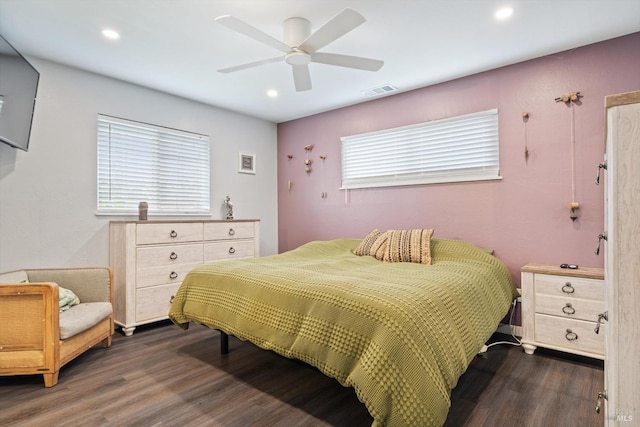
[285,51,311,66]
[283,17,311,46]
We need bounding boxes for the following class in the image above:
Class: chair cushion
[59,302,112,340]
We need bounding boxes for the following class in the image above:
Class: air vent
[363,84,398,97]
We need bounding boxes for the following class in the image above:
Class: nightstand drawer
[534,314,604,356]
[534,274,603,301]
[535,294,603,322]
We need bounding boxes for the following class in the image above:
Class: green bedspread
[169,238,518,427]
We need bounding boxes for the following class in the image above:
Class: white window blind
[341,109,501,189]
[97,115,210,215]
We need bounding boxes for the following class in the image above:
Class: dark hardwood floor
[0,322,604,427]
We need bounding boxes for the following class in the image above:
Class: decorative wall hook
[556,92,584,222]
[304,145,313,173]
[555,91,582,104]
[568,202,580,221]
[319,155,326,160]
[522,112,530,160]
[287,154,293,159]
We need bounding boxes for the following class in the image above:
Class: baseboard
[497,323,522,338]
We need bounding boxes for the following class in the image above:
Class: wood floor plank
[0,322,603,426]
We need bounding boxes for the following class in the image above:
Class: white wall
[0,59,278,271]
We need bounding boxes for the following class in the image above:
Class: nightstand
[520,263,605,360]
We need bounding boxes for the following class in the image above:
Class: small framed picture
[238,152,256,174]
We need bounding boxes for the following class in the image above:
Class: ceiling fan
[215,8,384,92]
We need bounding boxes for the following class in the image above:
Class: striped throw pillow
[353,229,386,256]
[370,231,390,260]
[383,229,434,265]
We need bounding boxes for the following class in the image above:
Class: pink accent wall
[277,33,640,285]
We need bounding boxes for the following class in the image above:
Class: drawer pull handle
[595,391,607,414]
[169,252,178,260]
[228,247,236,254]
[565,329,578,341]
[228,228,235,236]
[562,303,576,315]
[561,282,575,294]
[169,271,178,280]
[170,295,175,304]
[595,232,607,255]
[594,311,608,334]
[170,230,178,238]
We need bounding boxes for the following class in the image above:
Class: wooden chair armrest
[0,282,60,356]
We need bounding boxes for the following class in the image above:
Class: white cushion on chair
[0,270,29,284]
[59,302,112,340]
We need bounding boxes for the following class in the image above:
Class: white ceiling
[1,0,639,123]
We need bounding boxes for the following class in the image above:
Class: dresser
[521,263,605,360]
[110,219,260,336]
[602,91,640,424]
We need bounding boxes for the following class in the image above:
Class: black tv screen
[0,34,39,152]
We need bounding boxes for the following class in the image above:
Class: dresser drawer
[204,240,255,262]
[136,243,203,269]
[136,262,201,288]
[534,274,603,301]
[204,222,254,241]
[136,222,203,245]
[535,294,603,322]
[534,314,604,356]
[136,283,181,322]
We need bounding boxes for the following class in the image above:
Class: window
[341,109,500,189]
[97,115,210,215]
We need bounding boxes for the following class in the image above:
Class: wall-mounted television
[0,34,39,152]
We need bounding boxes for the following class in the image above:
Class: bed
[169,235,518,427]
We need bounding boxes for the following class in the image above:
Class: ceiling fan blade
[215,15,292,53]
[298,8,365,53]
[311,52,383,71]
[218,56,284,73]
[292,64,312,91]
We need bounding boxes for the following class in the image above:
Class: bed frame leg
[220,331,229,354]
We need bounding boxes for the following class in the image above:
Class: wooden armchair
[0,267,114,387]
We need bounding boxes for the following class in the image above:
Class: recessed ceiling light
[102,29,120,40]
[266,89,278,98]
[495,7,514,21]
